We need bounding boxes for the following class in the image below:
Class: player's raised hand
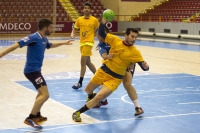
[101,18,107,24]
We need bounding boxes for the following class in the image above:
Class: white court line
[156,109,173,115]
[121,94,133,105]
[138,89,200,93]
[10,81,100,114]
[178,102,200,105]
[13,75,199,85]
[18,112,200,132]
[137,37,200,45]
[132,75,199,80]
[143,93,200,97]
[14,80,90,85]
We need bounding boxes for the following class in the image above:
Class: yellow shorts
[90,68,122,92]
[80,45,93,56]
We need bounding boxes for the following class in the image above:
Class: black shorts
[24,71,47,90]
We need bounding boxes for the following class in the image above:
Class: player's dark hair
[38,18,53,30]
[83,2,92,9]
[125,28,139,35]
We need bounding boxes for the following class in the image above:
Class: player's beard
[84,11,90,17]
[45,29,51,36]
[125,39,134,46]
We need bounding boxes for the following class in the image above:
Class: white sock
[133,99,140,108]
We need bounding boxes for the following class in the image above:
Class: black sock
[28,114,36,119]
[78,77,83,85]
[78,104,89,113]
[36,112,41,117]
[88,93,94,99]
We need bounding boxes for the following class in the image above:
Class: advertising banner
[0,21,118,34]
[0,22,37,34]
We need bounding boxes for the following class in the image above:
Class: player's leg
[86,56,96,74]
[123,67,144,116]
[72,45,94,89]
[86,84,112,108]
[72,71,122,122]
[24,72,49,129]
[35,94,47,122]
[123,71,138,102]
[72,84,112,122]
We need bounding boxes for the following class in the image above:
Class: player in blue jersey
[0,18,73,129]
[97,41,148,116]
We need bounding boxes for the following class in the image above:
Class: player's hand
[107,53,113,59]
[127,63,135,71]
[65,40,74,45]
[71,32,75,39]
[96,46,100,51]
[102,18,107,24]
[142,61,149,69]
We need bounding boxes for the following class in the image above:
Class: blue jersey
[97,42,110,56]
[18,32,52,73]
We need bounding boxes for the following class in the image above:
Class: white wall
[117,22,200,35]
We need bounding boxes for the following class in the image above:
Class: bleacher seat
[134,0,200,22]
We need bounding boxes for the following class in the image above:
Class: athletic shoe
[24,118,43,129]
[72,83,82,89]
[86,92,101,108]
[86,92,97,103]
[93,99,108,108]
[35,115,47,122]
[72,111,81,122]
[100,99,108,106]
[134,107,144,116]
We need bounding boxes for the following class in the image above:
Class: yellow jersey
[74,16,99,46]
[103,33,144,76]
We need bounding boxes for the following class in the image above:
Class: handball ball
[103,9,115,22]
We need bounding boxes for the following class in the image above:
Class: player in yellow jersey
[72,18,149,122]
[71,2,99,89]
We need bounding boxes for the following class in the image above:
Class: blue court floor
[0,73,198,133]
[0,37,200,52]
[0,36,199,133]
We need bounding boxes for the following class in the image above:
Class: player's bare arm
[51,40,74,48]
[0,43,20,58]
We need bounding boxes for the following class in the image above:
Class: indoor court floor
[0,35,199,133]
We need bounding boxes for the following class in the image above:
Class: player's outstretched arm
[0,43,20,58]
[51,40,74,48]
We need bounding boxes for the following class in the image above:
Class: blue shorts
[24,71,47,90]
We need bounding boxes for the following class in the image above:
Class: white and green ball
[103,9,115,22]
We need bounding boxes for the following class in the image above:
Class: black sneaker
[135,107,144,116]
[72,83,82,89]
